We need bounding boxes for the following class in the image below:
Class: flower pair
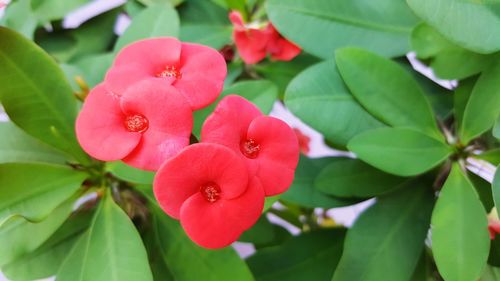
[154,95,299,248]
[76,37,227,170]
[229,11,301,64]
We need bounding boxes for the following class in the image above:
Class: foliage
[0,0,499,280]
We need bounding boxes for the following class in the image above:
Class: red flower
[266,24,301,61]
[154,143,264,249]
[229,11,301,64]
[229,11,270,64]
[293,128,311,155]
[104,38,227,110]
[201,95,299,196]
[76,80,192,171]
[489,221,500,239]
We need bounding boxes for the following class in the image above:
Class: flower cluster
[229,11,301,64]
[75,38,299,248]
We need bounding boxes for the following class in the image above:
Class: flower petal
[104,63,176,96]
[233,29,269,64]
[174,43,226,109]
[76,84,141,161]
[247,116,300,195]
[120,80,193,170]
[201,95,262,152]
[180,177,264,249]
[154,143,249,219]
[114,37,182,70]
[229,11,245,30]
[266,24,301,61]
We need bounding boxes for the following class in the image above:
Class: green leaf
[114,3,180,51]
[407,0,500,54]
[107,161,155,185]
[494,165,500,218]
[495,116,500,140]
[460,61,500,144]
[179,0,230,26]
[150,206,255,281]
[57,192,153,281]
[411,23,494,80]
[0,196,76,266]
[0,163,85,226]
[336,47,442,139]
[476,149,500,166]
[315,158,407,198]
[239,216,291,248]
[285,60,384,148]
[454,76,477,132]
[180,25,231,49]
[138,0,184,7]
[193,80,278,138]
[247,229,346,281]
[73,53,114,88]
[0,0,37,40]
[470,173,495,212]
[266,0,419,58]
[348,128,452,176]
[281,156,360,208]
[255,55,319,98]
[31,0,88,23]
[332,182,434,281]
[0,122,67,164]
[481,266,500,281]
[431,165,490,281]
[2,211,93,281]
[0,27,88,163]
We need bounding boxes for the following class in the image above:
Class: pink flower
[266,24,301,61]
[229,11,270,64]
[154,143,264,249]
[293,128,311,155]
[76,80,193,171]
[201,95,299,196]
[105,38,227,110]
[229,11,301,64]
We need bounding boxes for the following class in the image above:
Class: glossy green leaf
[477,149,500,166]
[431,165,490,281]
[239,216,291,248]
[454,76,477,132]
[179,0,229,26]
[285,60,384,148]
[31,0,88,23]
[315,158,407,198]
[411,23,494,80]
[0,0,37,40]
[0,196,76,266]
[494,165,500,218]
[0,27,88,163]
[407,0,500,54]
[255,55,319,98]
[495,116,500,139]
[180,25,231,49]
[348,128,452,176]
[266,0,419,58]
[336,47,442,139]
[142,227,176,281]
[0,163,85,226]
[73,53,114,88]
[332,182,434,281]
[57,192,153,281]
[193,80,278,138]
[248,229,346,281]
[0,122,67,164]
[281,156,360,208]
[460,62,500,144]
[107,161,155,185]
[150,206,255,281]
[114,3,180,51]
[2,211,93,281]
[470,173,495,213]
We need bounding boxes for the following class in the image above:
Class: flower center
[124,114,149,133]
[156,65,181,79]
[200,183,221,203]
[241,139,260,159]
